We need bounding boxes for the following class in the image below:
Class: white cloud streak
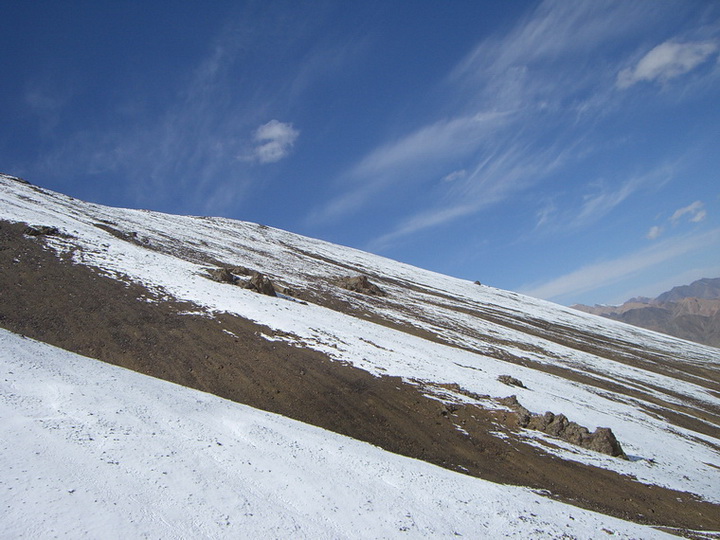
[617,40,719,89]
[368,203,479,252]
[367,142,568,251]
[250,120,299,164]
[575,179,640,224]
[521,228,720,301]
[352,113,504,178]
[442,169,467,183]
[309,111,514,224]
[534,199,557,229]
[311,2,629,228]
[670,200,706,224]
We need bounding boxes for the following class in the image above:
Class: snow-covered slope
[1,173,719,535]
[0,329,674,539]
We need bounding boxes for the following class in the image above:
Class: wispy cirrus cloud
[576,164,674,224]
[670,200,706,224]
[308,111,514,224]
[617,40,718,89]
[521,227,720,302]
[531,164,675,237]
[441,169,467,183]
[367,141,568,251]
[368,203,479,252]
[310,0,660,246]
[351,112,510,179]
[575,179,641,225]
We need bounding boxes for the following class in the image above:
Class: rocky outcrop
[244,272,277,297]
[498,375,526,388]
[93,223,147,246]
[24,225,60,237]
[205,266,277,297]
[228,265,254,277]
[500,395,626,458]
[207,267,238,284]
[337,275,386,296]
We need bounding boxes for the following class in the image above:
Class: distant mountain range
[573,278,720,348]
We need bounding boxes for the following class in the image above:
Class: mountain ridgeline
[573,278,720,348]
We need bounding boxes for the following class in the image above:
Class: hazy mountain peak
[574,277,720,347]
[656,277,720,303]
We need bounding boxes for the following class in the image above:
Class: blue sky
[2,1,719,305]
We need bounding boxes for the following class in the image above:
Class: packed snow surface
[0,329,676,539]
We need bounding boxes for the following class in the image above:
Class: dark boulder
[585,427,625,457]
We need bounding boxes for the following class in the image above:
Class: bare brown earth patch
[1,220,719,534]
[289,267,720,440]
[297,282,720,440]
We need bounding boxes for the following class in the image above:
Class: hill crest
[1,173,718,536]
